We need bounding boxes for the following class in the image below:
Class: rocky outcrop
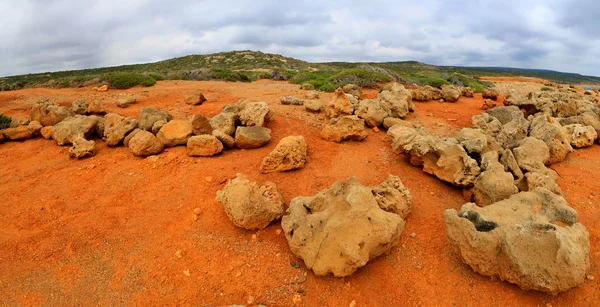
[320,116,368,143]
[234,126,271,149]
[156,119,193,147]
[486,106,530,149]
[128,130,164,156]
[138,107,172,131]
[383,117,413,130]
[187,135,224,157]
[216,173,284,230]
[51,115,99,145]
[72,101,88,115]
[281,176,411,277]
[471,152,517,206]
[260,135,308,173]
[512,137,550,173]
[444,188,589,295]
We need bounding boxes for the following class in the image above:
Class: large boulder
[563,124,597,148]
[444,188,589,295]
[188,114,213,135]
[51,115,99,145]
[103,114,138,147]
[30,100,74,126]
[156,119,193,147]
[342,84,361,97]
[528,114,572,164]
[260,135,308,173]
[324,88,355,118]
[210,112,238,136]
[441,85,461,102]
[239,101,270,127]
[512,137,550,173]
[378,82,413,118]
[128,130,164,156]
[461,87,475,98]
[68,137,95,159]
[1,126,33,141]
[234,126,271,149]
[481,99,496,110]
[281,176,411,277]
[354,99,389,128]
[320,116,368,143]
[187,135,223,157]
[138,107,172,131]
[216,173,284,230]
[471,152,517,206]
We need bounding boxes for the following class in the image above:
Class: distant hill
[1,50,598,91]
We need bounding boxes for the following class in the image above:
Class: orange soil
[1,80,599,306]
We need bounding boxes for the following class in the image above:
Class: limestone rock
[482,88,500,100]
[1,126,33,141]
[320,116,368,143]
[500,149,524,179]
[513,137,550,172]
[482,99,496,110]
[189,114,213,135]
[411,86,443,101]
[260,135,308,173]
[378,82,412,118]
[441,85,461,102]
[51,115,99,145]
[281,176,411,277]
[325,88,355,118]
[40,126,53,139]
[280,96,304,105]
[472,152,517,206]
[9,117,30,128]
[138,107,172,131]
[304,99,321,112]
[30,100,74,126]
[187,135,223,157]
[71,101,89,115]
[563,124,597,148]
[304,90,319,100]
[342,83,361,97]
[528,115,572,164]
[212,130,235,149]
[116,97,136,108]
[210,112,238,136]
[383,117,413,130]
[185,92,207,105]
[234,126,271,149]
[151,120,166,134]
[156,119,193,147]
[69,137,95,159]
[461,87,475,98]
[128,130,164,156]
[87,101,106,115]
[216,173,284,230]
[123,128,142,147]
[471,113,503,137]
[27,121,43,136]
[516,172,563,196]
[301,83,315,90]
[239,101,270,127]
[103,114,138,146]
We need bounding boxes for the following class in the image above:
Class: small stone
[587,275,595,280]
[193,215,199,221]
[410,232,416,238]
[350,300,357,307]
[292,294,302,305]
[248,296,255,305]
[252,234,257,240]
[175,250,182,258]
[297,273,307,284]
[275,229,282,235]
[235,271,242,277]
[194,208,201,215]
[183,270,190,276]
[204,176,213,183]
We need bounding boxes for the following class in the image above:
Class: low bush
[104,73,157,89]
[0,113,11,129]
[540,87,553,91]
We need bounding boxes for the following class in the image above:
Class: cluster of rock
[410,85,476,102]
[387,89,594,294]
[216,174,412,277]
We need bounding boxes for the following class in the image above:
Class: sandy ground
[1,80,599,307]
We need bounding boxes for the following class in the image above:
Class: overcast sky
[1,0,599,77]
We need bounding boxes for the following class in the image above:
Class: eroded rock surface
[320,116,368,143]
[260,135,307,173]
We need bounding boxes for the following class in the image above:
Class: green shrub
[332,68,392,87]
[148,73,166,81]
[0,113,11,129]
[540,87,553,91]
[104,73,156,89]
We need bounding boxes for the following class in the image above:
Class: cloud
[1,0,599,77]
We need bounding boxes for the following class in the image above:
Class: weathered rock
[383,117,413,130]
[529,115,572,164]
[239,101,270,127]
[188,114,213,135]
[95,117,105,138]
[116,97,136,108]
[444,188,589,294]
[128,130,164,156]
[472,152,517,206]
[216,173,284,230]
[304,100,321,112]
[516,172,563,196]
[260,136,308,173]
[212,130,235,149]
[234,126,271,149]
[471,113,503,137]
[97,85,108,92]
[354,99,389,127]
[123,128,142,147]
[69,137,95,159]
[138,107,172,131]
[457,128,488,155]
[304,90,319,100]
[280,96,304,105]
[378,83,412,118]
[185,92,207,105]
[441,85,461,102]
[51,115,99,145]
[87,101,106,115]
[482,99,496,110]
[301,83,315,90]
[486,106,530,149]
[281,176,411,277]
[27,121,43,136]
[325,88,355,118]
[563,124,597,148]
[513,137,550,172]
[8,117,30,128]
[30,100,74,126]
[411,86,443,101]
[71,101,89,115]
[342,83,362,97]
[500,149,524,179]
[1,126,33,141]
[320,116,368,143]
[151,120,166,134]
[103,114,138,146]
[461,87,475,98]
[482,88,500,100]
[156,119,193,147]
[210,112,238,136]
[187,135,223,157]
[40,126,53,139]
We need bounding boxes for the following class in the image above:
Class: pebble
[175,250,182,258]
[248,296,255,305]
[587,275,595,280]
[350,300,357,307]
[204,176,213,183]
[292,294,302,305]
[235,271,242,277]
[194,208,201,214]
[373,127,380,133]
[183,270,190,276]
[275,229,282,235]
[297,273,307,284]
[252,234,257,240]
[410,233,416,238]
[193,214,199,221]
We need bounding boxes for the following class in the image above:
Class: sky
[1,0,599,77]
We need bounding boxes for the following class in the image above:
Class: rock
[281,176,411,277]
[71,101,89,115]
[216,173,284,230]
[260,136,308,173]
[97,85,108,92]
[457,128,488,154]
[40,126,53,139]
[304,99,321,112]
[234,126,271,149]
[500,149,524,179]
[128,130,164,156]
[461,87,475,98]
[516,172,563,196]
[301,83,315,90]
[441,85,461,102]
[151,120,166,134]
[27,121,43,136]
[411,86,443,101]
[342,84,361,97]
[187,135,223,157]
[188,114,213,135]
[185,92,207,105]
[472,152,517,206]
[51,115,99,145]
[280,96,304,105]
[471,113,503,137]
[482,88,500,100]
[563,124,597,148]
[354,99,389,128]
[239,101,270,127]
[513,137,550,172]
[87,101,106,115]
[116,97,136,108]
[482,99,496,110]
[325,88,355,118]
[138,107,172,131]
[383,117,413,130]
[30,100,74,126]
[69,137,95,159]
[1,126,33,141]
[486,106,530,149]
[320,116,368,143]
[444,188,589,295]
[212,130,235,149]
[156,119,193,147]
[304,90,319,100]
[210,112,238,136]
[103,114,138,146]
[9,117,30,128]
[529,115,572,164]
[95,117,105,138]
[378,82,412,118]
[123,128,142,147]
